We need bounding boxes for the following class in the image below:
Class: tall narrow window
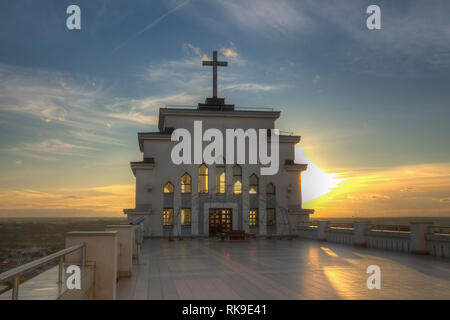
[232,165,242,194]
[266,208,276,226]
[249,174,259,194]
[163,208,174,226]
[181,173,191,193]
[249,209,258,226]
[216,163,225,194]
[181,208,191,226]
[266,183,276,195]
[163,182,174,193]
[198,164,208,193]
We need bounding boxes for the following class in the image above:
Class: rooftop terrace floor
[117,238,450,300]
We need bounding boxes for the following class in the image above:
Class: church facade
[124,51,313,237]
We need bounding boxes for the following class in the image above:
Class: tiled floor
[117,238,450,300]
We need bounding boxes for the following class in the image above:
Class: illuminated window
[249,174,259,194]
[181,173,191,193]
[249,209,258,226]
[198,164,208,193]
[232,165,242,194]
[163,208,173,226]
[266,208,276,226]
[163,182,174,193]
[266,183,275,195]
[216,163,225,194]
[181,208,191,226]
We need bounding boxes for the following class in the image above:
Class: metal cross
[202,50,228,98]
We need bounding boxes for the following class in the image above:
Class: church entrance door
[209,209,232,236]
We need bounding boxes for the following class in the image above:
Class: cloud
[15,160,22,165]
[221,42,239,58]
[212,0,450,72]
[145,50,280,96]
[70,131,126,147]
[183,43,202,56]
[0,63,182,130]
[312,74,320,84]
[0,184,134,216]
[112,0,192,53]
[10,139,96,161]
[106,93,198,121]
[223,82,279,92]
[216,0,314,37]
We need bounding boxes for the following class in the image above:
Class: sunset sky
[0,0,449,218]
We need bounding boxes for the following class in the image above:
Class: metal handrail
[0,242,85,300]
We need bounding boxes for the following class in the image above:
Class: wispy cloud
[145,45,281,96]
[216,0,314,38]
[0,184,134,217]
[112,0,192,53]
[223,82,280,92]
[221,42,239,58]
[8,139,96,162]
[212,0,450,72]
[0,63,197,162]
[22,139,95,156]
[183,43,202,56]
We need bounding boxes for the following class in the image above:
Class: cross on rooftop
[202,50,228,98]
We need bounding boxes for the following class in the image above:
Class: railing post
[410,222,433,254]
[58,256,64,284]
[80,245,86,267]
[354,222,371,246]
[317,221,330,241]
[12,276,19,300]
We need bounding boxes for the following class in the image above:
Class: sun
[295,147,345,203]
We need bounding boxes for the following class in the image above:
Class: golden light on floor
[322,267,354,299]
[308,247,320,265]
[320,246,339,257]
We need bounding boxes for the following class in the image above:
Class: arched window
[163,208,173,226]
[181,208,191,226]
[249,174,259,194]
[232,165,242,194]
[216,163,225,194]
[198,164,208,193]
[181,173,191,193]
[163,182,174,193]
[266,208,276,226]
[266,183,275,195]
[249,209,258,226]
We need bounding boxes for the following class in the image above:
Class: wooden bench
[226,230,246,240]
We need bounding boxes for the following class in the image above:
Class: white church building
[124,51,314,237]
